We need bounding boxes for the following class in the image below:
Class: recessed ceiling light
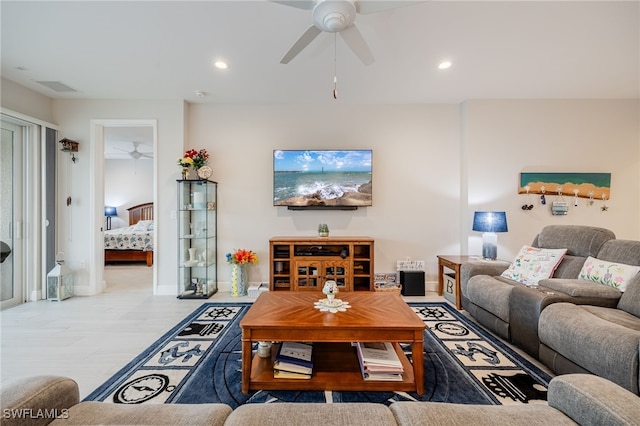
[213,60,228,70]
[438,61,452,70]
[195,91,206,97]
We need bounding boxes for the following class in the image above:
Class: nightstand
[437,255,510,310]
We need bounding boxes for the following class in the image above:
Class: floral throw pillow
[500,245,568,285]
[579,256,640,291]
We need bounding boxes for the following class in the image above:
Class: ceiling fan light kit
[278,0,376,66]
[313,1,356,32]
[275,0,424,98]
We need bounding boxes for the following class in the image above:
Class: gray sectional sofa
[539,239,640,395]
[461,225,619,356]
[461,225,640,395]
[2,374,639,425]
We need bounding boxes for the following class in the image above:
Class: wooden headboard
[127,202,154,226]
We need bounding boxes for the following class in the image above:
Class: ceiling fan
[113,141,153,160]
[274,0,423,65]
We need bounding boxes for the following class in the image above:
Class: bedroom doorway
[90,119,157,295]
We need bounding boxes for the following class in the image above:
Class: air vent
[36,81,77,92]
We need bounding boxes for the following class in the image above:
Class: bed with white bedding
[104,202,154,266]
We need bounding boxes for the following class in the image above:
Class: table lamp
[104,206,117,230]
[472,211,508,260]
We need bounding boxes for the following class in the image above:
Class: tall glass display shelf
[177,179,218,299]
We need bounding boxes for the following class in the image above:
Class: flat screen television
[273,150,372,209]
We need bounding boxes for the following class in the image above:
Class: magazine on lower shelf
[356,342,403,368]
[273,342,313,379]
[355,342,404,381]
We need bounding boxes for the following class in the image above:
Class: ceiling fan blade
[271,0,314,10]
[140,153,153,159]
[339,24,374,65]
[281,25,323,64]
[356,1,425,15]
[113,147,130,153]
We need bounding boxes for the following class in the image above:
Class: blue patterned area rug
[85,302,551,408]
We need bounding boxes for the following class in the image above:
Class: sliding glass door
[0,122,23,309]
[0,114,55,310]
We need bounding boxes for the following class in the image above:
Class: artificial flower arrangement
[226,249,259,265]
[177,148,209,169]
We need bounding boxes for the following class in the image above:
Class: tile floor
[0,264,547,399]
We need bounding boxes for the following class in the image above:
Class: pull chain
[333,33,338,99]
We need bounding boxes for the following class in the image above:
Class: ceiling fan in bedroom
[274,0,424,66]
[113,141,153,160]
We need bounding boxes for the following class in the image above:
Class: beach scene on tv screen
[274,150,372,207]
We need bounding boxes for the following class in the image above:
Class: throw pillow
[578,256,640,291]
[500,245,568,285]
[132,220,153,232]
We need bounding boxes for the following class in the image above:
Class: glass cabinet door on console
[293,259,350,290]
[294,260,321,290]
[323,260,349,289]
[177,179,218,299]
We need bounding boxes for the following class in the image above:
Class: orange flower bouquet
[226,249,259,265]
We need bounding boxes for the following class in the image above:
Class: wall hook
[521,185,533,210]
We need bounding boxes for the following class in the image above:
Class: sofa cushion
[579,305,640,332]
[597,240,640,316]
[538,278,622,299]
[618,274,640,317]
[500,246,567,285]
[389,401,576,426]
[533,225,615,257]
[224,403,397,426]
[548,374,640,426]
[467,275,516,322]
[539,303,640,393]
[550,254,588,279]
[51,402,232,426]
[578,256,640,291]
[596,239,640,265]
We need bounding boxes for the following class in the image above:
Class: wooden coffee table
[240,291,426,395]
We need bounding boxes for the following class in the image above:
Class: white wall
[104,159,153,229]
[464,100,640,263]
[188,104,462,286]
[1,78,54,124]
[189,101,639,289]
[52,99,186,296]
[2,87,638,297]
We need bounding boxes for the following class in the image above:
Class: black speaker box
[400,271,425,296]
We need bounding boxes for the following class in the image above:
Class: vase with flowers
[226,248,259,297]
[178,148,210,180]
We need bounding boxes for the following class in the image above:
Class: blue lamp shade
[104,206,118,217]
[472,211,508,260]
[472,211,508,233]
[104,206,117,231]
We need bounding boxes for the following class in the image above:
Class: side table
[437,255,510,310]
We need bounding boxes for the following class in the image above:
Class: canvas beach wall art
[273,150,372,208]
[519,172,611,200]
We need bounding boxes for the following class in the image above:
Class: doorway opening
[90,120,157,295]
